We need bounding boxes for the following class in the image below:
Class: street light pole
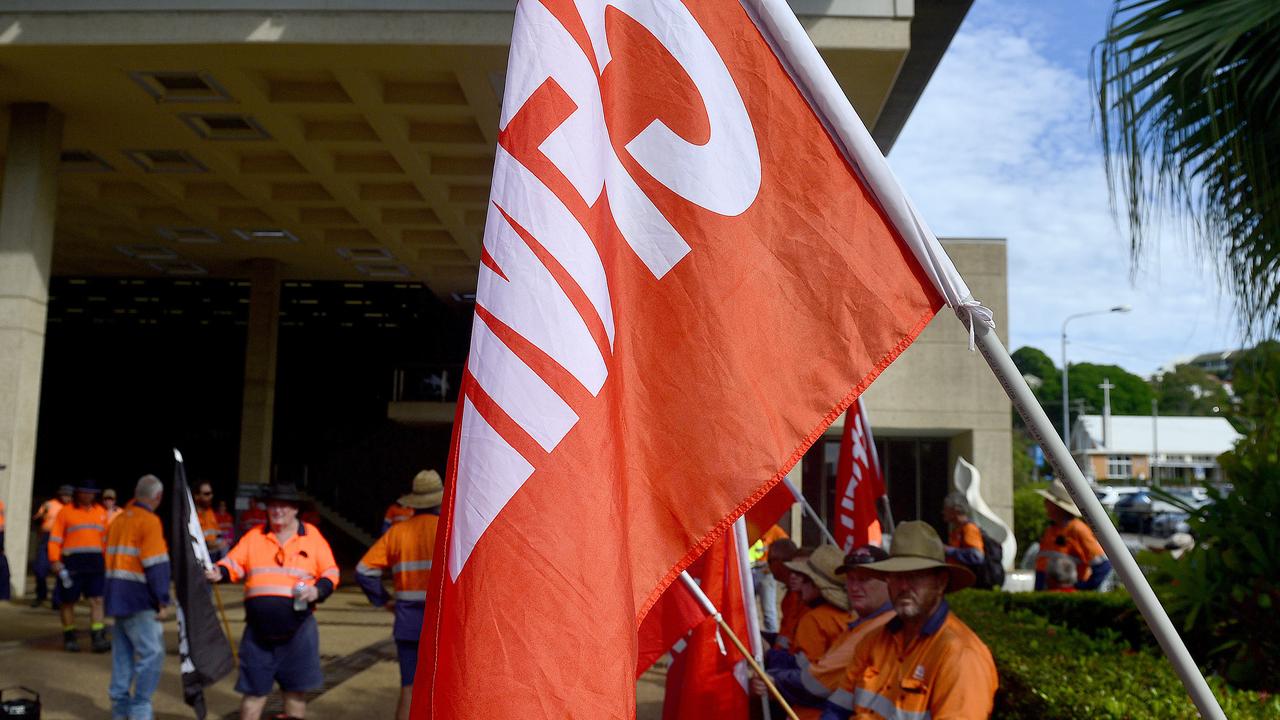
[1060,305,1131,448]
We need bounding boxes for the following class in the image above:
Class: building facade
[1072,414,1241,484]
[0,0,975,595]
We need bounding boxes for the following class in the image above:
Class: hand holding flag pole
[678,571,799,720]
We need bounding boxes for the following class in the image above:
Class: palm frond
[1094,0,1280,338]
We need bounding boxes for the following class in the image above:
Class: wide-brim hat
[262,482,304,504]
[853,521,974,593]
[75,478,101,494]
[784,544,850,611]
[57,484,75,496]
[399,469,444,509]
[1036,479,1082,518]
[102,489,117,500]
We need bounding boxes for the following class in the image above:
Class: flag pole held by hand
[678,571,799,720]
[782,477,839,547]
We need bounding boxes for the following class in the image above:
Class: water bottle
[59,568,73,589]
[292,582,308,611]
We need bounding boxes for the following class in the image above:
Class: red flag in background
[416,0,944,716]
[833,399,886,551]
[660,531,751,720]
[743,482,796,545]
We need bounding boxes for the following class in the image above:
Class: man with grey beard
[820,521,997,720]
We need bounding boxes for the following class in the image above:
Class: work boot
[91,628,111,653]
[63,629,80,652]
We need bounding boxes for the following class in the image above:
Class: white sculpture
[952,457,1016,572]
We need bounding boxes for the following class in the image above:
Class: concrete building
[0,0,979,597]
[1072,414,1241,484]
[793,239,1012,539]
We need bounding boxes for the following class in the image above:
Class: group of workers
[751,476,1109,719]
[11,467,1109,720]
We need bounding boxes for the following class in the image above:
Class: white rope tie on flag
[741,0,996,349]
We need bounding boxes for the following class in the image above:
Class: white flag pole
[745,2,1228,716]
[781,477,838,547]
[732,518,773,720]
[972,326,1225,719]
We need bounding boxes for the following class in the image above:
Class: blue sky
[886,0,1243,377]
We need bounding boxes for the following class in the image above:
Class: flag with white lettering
[416,1,945,716]
[170,451,233,719]
[833,399,886,552]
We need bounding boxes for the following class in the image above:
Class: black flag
[171,449,234,719]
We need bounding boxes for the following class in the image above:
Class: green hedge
[948,591,1278,719]
[993,590,1151,650]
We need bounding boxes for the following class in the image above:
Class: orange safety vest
[105,500,169,588]
[776,590,808,650]
[383,503,414,529]
[358,513,438,601]
[793,602,851,665]
[830,603,998,719]
[1035,517,1104,582]
[217,521,339,599]
[792,606,896,720]
[947,521,984,565]
[49,503,109,563]
[37,498,64,533]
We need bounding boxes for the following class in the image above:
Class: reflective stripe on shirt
[106,569,148,583]
[107,545,140,557]
[63,546,104,555]
[395,590,428,601]
[142,554,169,568]
[247,566,315,580]
[246,585,297,598]
[828,688,855,711]
[391,560,433,574]
[68,523,106,534]
[854,688,932,720]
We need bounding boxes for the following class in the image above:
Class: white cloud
[887,15,1241,376]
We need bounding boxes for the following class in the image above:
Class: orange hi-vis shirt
[382,503,414,534]
[215,511,235,544]
[789,604,895,720]
[36,498,64,533]
[776,591,809,650]
[1036,517,1105,582]
[48,503,109,563]
[793,602,852,667]
[218,522,339,600]
[358,513,438,602]
[104,499,171,616]
[947,521,984,566]
[198,507,223,550]
[827,601,997,720]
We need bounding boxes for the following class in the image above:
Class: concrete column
[237,259,281,489]
[0,104,62,598]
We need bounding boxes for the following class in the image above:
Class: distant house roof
[1075,414,1241,456]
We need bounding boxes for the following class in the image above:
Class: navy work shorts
[235,614,324,696]
[396,640,419,687]
[58,569,105,603]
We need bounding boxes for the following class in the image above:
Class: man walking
[207,483,339,720]
[49,479,111,652]
[31,485,71,608]
[821,521,997,719]
[356,469,443,720]
[105,475,171,720]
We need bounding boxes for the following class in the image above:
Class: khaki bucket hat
[853,521,974,593]
[1035,479,1082,518]
[784,544,850,611]
[399,469,444,509]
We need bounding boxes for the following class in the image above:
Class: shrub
[996,590,1150,650]
[1012,484,1049,563]
[949,591,1278,719]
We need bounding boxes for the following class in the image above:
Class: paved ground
[0,581,667,718]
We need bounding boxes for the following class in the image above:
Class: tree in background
[1151,364,1231,417]
[1096,1,1280,337]
[1068,363,1153,417]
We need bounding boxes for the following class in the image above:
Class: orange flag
[415,0,943,717]
[660,531,751,720]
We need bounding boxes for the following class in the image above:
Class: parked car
[1114,491,1190,537]
[1094,485,1142,512]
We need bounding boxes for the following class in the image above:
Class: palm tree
[1095,0,1280,336]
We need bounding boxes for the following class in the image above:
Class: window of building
[1107,455,1132,479]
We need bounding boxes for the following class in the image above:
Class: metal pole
[973,323,1226,720]
[732,518,772,720]
[781,477,838,546]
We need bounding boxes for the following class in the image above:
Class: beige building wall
[828,239,1012,528]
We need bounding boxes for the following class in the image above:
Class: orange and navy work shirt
[777,603,895,720]
[381,503,415,534]
[36,498,64,533]
[48,503,109,567]
[217,521,339,600]
[104,499,170,616]
[793,602,852,667]
[946,521,985,567]
[357,511,438,640]
[776,590,809,650]
[825,601,997,720]
[1035,517,1104,582]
